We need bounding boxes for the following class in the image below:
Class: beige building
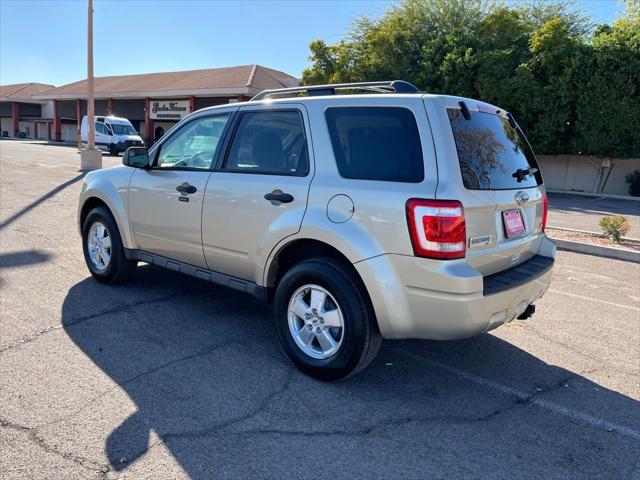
[0,83,55,139]
[1,64,298,145]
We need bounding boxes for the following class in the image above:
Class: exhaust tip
[517,304,536,320]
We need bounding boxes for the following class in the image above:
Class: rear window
[325,107,424,183]
[447,108,542,190]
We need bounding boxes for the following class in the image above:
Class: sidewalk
[548,192,640,239]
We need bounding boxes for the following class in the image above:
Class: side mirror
[123,147,150,169]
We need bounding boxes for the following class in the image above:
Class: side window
[156,114,230,170]
[95,123,108,135]
[325,107,424,183]
[224,110,309,176]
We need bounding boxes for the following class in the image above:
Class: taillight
[406,199,466,260]
[541,195,548,232]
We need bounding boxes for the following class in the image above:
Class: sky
[0,0,625,87]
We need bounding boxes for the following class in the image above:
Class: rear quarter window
[325,107,424,183]
[448,108,542,190]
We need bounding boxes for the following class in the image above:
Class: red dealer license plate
[502,209,526,239]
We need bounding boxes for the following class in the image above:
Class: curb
[553,238,640,263]
[547,226,640,243]
[547,189,640,202]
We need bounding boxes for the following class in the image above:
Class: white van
[80,115,144,155]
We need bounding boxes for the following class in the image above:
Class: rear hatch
[424,96,547,276]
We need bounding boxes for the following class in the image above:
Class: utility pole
[80,0,102,170]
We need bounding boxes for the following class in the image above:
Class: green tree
[302,0,489,95]
[572,2,640,157]
[510,17,581,153]
[301,0,639,158]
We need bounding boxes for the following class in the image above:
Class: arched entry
[154,126,165,141]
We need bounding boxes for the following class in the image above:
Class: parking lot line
[393,349,640,441]
[548,289,640,312]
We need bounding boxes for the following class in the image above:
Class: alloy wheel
[87,221,112,271]
[287,284,344,359]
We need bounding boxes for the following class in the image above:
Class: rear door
[424,96,546,275]
[201,103,313,282]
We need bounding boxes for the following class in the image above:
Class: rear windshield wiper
[512,167,538,182]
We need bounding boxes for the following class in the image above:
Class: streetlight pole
[80,0,102,170]
[87,0,95,151]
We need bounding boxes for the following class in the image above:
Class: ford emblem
[515,191,529,205]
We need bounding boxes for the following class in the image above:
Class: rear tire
[82,206,136,284]
[274,259,382,380]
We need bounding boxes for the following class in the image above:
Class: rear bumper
[354,235,556,340]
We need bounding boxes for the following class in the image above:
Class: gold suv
[78,81,555,380]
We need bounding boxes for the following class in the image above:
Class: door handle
[176,182,197,194]
[264,190,294,204]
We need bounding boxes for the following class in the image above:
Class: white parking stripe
[548,289,640,312]
[393,350,640,440]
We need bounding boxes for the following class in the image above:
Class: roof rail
[250,80,420,101]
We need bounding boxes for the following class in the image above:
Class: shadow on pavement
[0,172,86,231]
[0,249,51,268]
[26,142,79,149]
[62,265,639,479]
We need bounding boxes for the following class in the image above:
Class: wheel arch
[266,239,348,287]
[79,197,109,231]
[79,190,133,249]
[264,239,376,316]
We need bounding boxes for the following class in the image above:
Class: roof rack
[251,80,420,101]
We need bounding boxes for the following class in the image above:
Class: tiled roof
[0,83,55,102]
[34,64,298,99]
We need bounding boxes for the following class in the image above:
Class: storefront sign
[150,100,190,120]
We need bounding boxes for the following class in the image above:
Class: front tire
[274,259,382,380]
[82,206,136,284]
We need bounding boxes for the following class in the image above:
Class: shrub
[599,216,630,242]
[626,169,640,197]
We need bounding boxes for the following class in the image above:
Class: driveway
[548,192,640,239]
[1,141,639,479]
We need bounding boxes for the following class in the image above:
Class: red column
[76,99,82,145]
[76,99,81,145]
[33,122,37,139]
[53,100,61,141]
[189,95,195,114]
[107,98,113,116]
[47,122,52,140]
[144,97,153,145]
[11,102,19,137]
[76,99,81,129]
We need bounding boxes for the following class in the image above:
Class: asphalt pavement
[1,140,639,480]
[548,192,640,238]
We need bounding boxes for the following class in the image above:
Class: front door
[129,112,233,268]
[155,126,165,141]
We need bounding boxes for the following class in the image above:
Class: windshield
[447,108,542,190]
[108,123,136,135]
